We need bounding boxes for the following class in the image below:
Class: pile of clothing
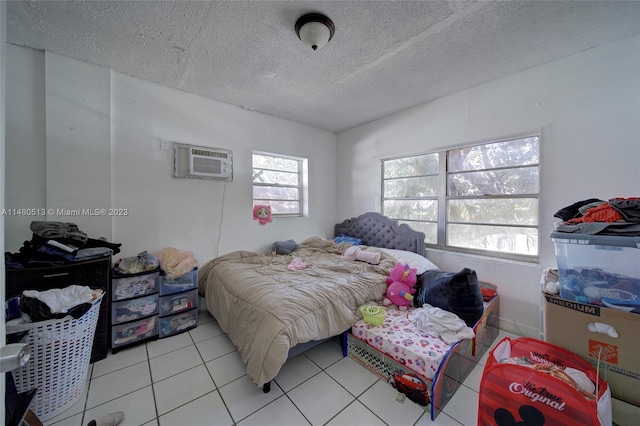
[409,304,475,344]
[5,221,121,269]
[158,247,198,279]
[554,197,640,236]
[20,285,103,322]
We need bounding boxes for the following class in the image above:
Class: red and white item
[478,337,611,426]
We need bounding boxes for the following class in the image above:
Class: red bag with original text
[478,337,611,426]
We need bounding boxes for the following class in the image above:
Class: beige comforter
[197,237,396,386]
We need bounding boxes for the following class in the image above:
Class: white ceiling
[7,1,640,133]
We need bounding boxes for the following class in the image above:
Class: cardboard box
[612,398,640,426]
[543,293,640,406]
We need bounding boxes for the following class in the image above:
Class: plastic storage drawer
[112,270,160,301]
[159,268,198,295]
[551,232,640,306]
[112,315,158,348]
[159,289,198,316]
[159,309,197,338]
[111,293,159,324]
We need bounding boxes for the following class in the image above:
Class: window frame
[252,151,306,218]
[382,133,540,262]
[380,152,441,244]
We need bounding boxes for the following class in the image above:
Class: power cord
[215,180,227,257]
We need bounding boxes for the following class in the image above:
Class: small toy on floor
[87,411,124,426]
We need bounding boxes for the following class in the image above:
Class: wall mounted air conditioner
[173,142,233,181]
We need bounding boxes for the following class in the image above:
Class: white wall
[5,44,45,248]
[45,53,112,239]
[336,35,640,336]
[110,72,336,263]
[5,47,337,267]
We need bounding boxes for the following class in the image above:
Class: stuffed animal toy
[383,263,417,310]
[253,205,272,225]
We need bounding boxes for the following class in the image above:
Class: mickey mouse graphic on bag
[478,337,612,426]
[494,405,545,426]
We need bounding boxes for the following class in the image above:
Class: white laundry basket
[7,292,104,421]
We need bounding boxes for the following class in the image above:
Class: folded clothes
[158,247,198,279]
[30,221,88,245]
[74,247,114,261]
[609,197,640,223]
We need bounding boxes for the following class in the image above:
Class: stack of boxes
[544,232,640,408]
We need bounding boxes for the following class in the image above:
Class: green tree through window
[382,136,539,260]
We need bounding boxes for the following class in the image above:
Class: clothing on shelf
[553,197,640,236]
[5,221,120,269]
[30,221,88,246]
[113,316,156,346]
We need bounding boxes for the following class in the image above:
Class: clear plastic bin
[551,232,640,306]
[159,309,197,338]
[111,315,158,348]
[159,268,198,295]
[159,289,198,316]
[111,293,159,324]
[112,271,159,301]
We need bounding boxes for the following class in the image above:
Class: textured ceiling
[7,1,640,132]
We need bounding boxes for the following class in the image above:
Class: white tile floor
[43,310,515,426]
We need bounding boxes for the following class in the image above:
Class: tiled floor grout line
[189,330,240,425]
[145,343,161,426]
[51,322,508,426]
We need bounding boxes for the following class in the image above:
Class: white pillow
[377,248,439,275]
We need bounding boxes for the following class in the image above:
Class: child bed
[348,291,499,420]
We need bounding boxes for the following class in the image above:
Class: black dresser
[5,255,112,363]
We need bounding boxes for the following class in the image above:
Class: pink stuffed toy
[253,205,272,225]
[383,263,417,310]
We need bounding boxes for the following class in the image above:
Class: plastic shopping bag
[114,251,159,275]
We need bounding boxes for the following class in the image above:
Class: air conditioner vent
[191,149,228,159]
[173,142,233,181]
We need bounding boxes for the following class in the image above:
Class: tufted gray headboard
[334,212,426,257]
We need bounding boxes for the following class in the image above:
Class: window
[382,153,440,244]
[252,152,306,216]
[382,135,539,260]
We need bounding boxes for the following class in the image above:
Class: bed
[348,293,499,420]
[197,213,424,384]
[197,212,499,416]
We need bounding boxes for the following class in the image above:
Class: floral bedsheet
[351,307,456,380]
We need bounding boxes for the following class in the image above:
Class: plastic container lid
[550,231,640,248]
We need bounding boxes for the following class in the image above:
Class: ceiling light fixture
[295,13,335,51]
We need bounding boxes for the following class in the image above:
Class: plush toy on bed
[343,246,381,264]
[383,263,417,310]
